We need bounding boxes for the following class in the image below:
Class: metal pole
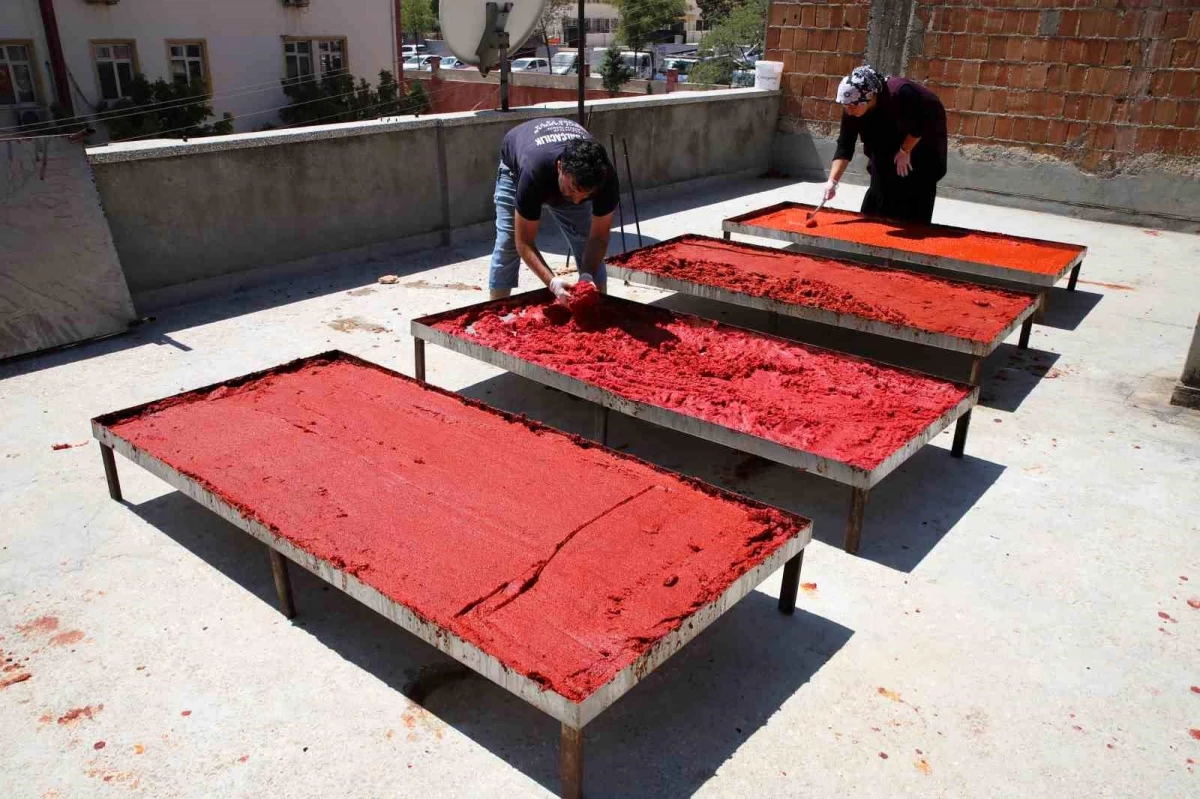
[500,44,510,110]
[577,0,586,125]
[622,139,643,248]
[610,134,627,253]
[37,0,74,117]
[395,0,404,88]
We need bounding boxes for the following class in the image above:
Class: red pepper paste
[431,294,972,471]
[609,235,1035,343]
[744,204,1085,275]
[104,355,806,703]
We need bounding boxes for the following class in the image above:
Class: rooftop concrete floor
[2,178,1199,798]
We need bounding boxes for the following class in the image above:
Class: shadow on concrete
[1039,287,1103,332]
[126,490,852,798]
[643,293,1059,414]
[457,371,1006,573]
[0,238,496,382]
[976,345,1064,414]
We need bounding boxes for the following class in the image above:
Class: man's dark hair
[560,138,611,191]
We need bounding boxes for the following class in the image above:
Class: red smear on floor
[879,751,889,759]
[1192,686,1200,694]
[58,705,103,724]
[93,740,106,750]
[609,235,1035,343]
[1187,598,1200,609]
[1159,611,1178,623]
[50,630,85,647]
[801,582,818,594]
[1191,729,1200,741]
[17,616,59,636]
[1076,279,1134,291]
[180,710,192,717]
[0,672,31,689]
[741,204,1085,275]
[432,294,971,471]
[102,354,808,704]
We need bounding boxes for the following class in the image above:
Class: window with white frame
[169,42,206,85]
[94,42,136,100]
[284,38,345,83]
[0,43,37,105]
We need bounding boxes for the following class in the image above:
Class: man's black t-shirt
[500,118,619,221]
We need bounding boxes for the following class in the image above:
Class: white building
[552,0,706,48]
[1,0,399,136]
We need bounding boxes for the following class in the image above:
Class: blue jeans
[488,162,605,290]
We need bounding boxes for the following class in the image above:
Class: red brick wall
[769,0,1200,172]
[767,0,871,136]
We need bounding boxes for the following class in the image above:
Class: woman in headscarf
[821,65,948,224]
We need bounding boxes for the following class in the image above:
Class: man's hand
[822,179,839,202]
[894,148,914,177]
[548,276,573,304]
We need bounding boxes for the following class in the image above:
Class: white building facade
[551,0,706,48]
[0,0,399,136]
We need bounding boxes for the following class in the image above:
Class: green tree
[696,0,735,27]
[99,75,233,140]
[404,0,438,42]
[599,46,634,95]
[611,0,686,74]
[281,70,411,126]
[689,0,766,86]
[537,0,573,59]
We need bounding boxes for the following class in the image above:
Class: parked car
[439,56,465,69]
[511,57,550,73]
[401,44,428,60]
[551,52,582,75]
[657,57,698,82]
[405,55,438,71]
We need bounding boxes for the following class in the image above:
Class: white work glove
[548,276,572,304]
[822,179,838,202]
[894,148,914,177]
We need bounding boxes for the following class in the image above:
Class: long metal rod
[611,134,627,253]
[576,0,586,125]
[621,139,642,248]
[499,45,510,111]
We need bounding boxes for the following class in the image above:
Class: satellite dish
[440,0,547,71]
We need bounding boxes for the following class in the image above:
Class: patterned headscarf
[836,65,886,106]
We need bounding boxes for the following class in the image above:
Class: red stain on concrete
[102,354,810,704]
[742,204,1085,275]
[238,755,249,763]
[180,710,192,717]
[801,582,818,594]
[1159,611,1178,623]
[1187,598,1200,609]
[93,740,106,750]
[50,630,85,647]
[1190,729,1200,741]
[58,705,103,725]
[879,751,889,759]
[877,687,903,702]
[608,235,1035,343]
[0,672,31,689]
[1190,686,1200,694]
[17,616,59,636]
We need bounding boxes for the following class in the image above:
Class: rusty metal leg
[594,405,608,445]
[722,230,731,241]
[100,444,122,501]
[777,549,804,615]
[951,410,972,459]
[413,338,426,382]
[268,548,296,619]
[843,488,869,555]
[561,724,583,799]
[1067,263,1081,291]
[1017,316,1033,350]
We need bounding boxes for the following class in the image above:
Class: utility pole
[577,0,585,125]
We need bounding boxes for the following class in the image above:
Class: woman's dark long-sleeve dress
[834,77,948,224]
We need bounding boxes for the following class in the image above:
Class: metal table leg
[268,548,296,619]
[561,723,584,799]
[951,410,972,459]
[100,444,122,501]
[414,338,426,382]
[843,488,869,555]
[1017,316,1033,350]
[1067,263,1081,291]
[968,357,983,385]
[777,549,804,615]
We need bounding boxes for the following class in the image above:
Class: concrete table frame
[722,202,1088,323]
[412,296,979,555]
[92,352,813,799]
[608,234,1041,380]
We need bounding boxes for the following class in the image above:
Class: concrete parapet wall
[88,89,778,307]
